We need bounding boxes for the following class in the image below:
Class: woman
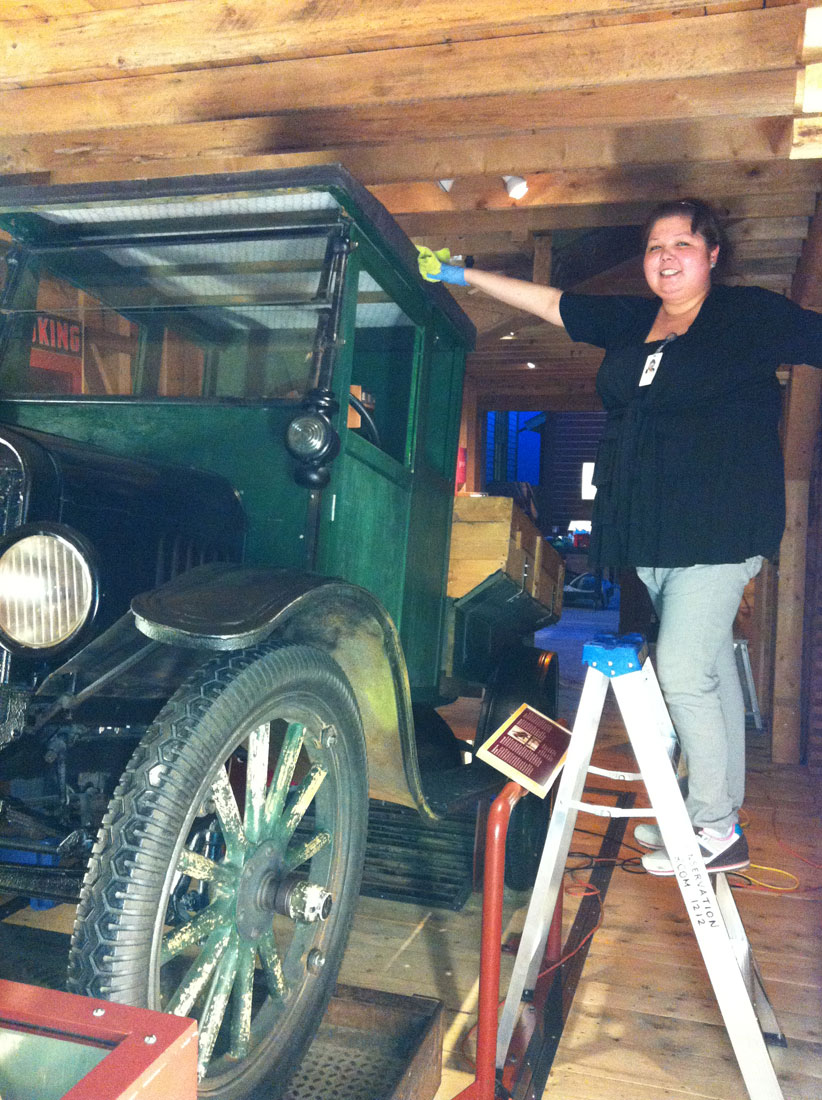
[418,199,822,875]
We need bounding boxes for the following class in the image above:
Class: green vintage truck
[0,166,559,1098]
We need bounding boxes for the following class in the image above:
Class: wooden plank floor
[1,610,819,1099]
[340,610,822,1100]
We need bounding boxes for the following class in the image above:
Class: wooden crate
[447,495,564,617]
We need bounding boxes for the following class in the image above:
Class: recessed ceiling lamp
[526,361,537,369]
[437,179,455,192]
[503,175,528,200]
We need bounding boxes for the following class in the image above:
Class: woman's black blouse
[559,284,822,569]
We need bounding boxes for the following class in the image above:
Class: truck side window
[3,267,140,396]
[0,230,339,401]
[349,268,417,465]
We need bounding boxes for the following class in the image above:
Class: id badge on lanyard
[639,332,677,387]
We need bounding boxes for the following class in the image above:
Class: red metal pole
[452,781,528,1100]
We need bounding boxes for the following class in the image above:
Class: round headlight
[285,413,335,461]
[0,531,95,650]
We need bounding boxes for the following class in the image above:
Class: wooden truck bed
[442,495,564,685]
[447,495,564,620]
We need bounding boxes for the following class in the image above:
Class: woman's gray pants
[636,557,763,835]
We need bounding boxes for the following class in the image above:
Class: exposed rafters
[0,1,821,408]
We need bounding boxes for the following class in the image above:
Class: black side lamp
[284,389,340,489]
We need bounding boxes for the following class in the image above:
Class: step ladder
[735,637,764,731]
[495,634,784,1100]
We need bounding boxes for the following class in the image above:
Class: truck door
[316,237,464,698]
[316,244,419,631]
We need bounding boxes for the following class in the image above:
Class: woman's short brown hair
[642,198,727,261]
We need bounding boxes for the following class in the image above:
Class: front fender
[131,563,438,819]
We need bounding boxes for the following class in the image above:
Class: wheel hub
[235,842,333,941]
[235,841,282,941]
[274,879,333,923]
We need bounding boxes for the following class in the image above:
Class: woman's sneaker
[641,825,749,877]
[633,823,664,849]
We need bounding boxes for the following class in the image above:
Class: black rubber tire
[504,792,553,892]
[68,644,367,1100]
[476,648,560,891]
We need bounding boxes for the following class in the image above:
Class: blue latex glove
[415,245,467,286]
[437,263,468,286]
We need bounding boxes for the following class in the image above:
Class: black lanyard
[639,332,678,387]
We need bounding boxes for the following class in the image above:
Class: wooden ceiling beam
[468,346,598,364]
[470,373,600,391]
[0,112,800,183]
[452,298,541,340]
[469,346,599,360]
[426,234,534,260]
[471,379,599,394]
[0,0,700,24]
[732,237,805,258]
[0,1,99,16]
[791,114,822,158]
[725,215,811,240]
[376,162,822,217]
[0,2,797,87]
[477,394,603,413]
[468,359,602,375]
[473,380,602,413]
[0,2,812,420]
[727,255,799,275]
[472,331,601,354]
[482,399,603,413]
[0,8,802,135]
[468,348,598,365]
[397,194,818,239]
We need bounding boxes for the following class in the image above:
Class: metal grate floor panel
[283,1024,410,1100]
[361,800,476,910]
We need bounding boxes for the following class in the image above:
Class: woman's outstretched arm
[416,245,564,328]
[462,267,564,328]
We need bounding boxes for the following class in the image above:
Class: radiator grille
[155,531,233,587]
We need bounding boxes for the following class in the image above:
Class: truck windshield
[0,228,340,400]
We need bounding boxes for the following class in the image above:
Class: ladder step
[588,764,643,782]
[564,800,655,819]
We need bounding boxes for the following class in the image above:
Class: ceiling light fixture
[503,175,528,200]
[526,361,536,369]
[437,179,455,193]
[500,332,516,340]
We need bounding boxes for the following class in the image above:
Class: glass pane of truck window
[350,268,416,464]
[0,231,334,400]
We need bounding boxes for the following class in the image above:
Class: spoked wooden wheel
[69,644,367,1100]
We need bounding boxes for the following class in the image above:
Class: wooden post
[772,364,822,762]
[771,199,822,762]
[751,559,778,721]
[532,233,552,287]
